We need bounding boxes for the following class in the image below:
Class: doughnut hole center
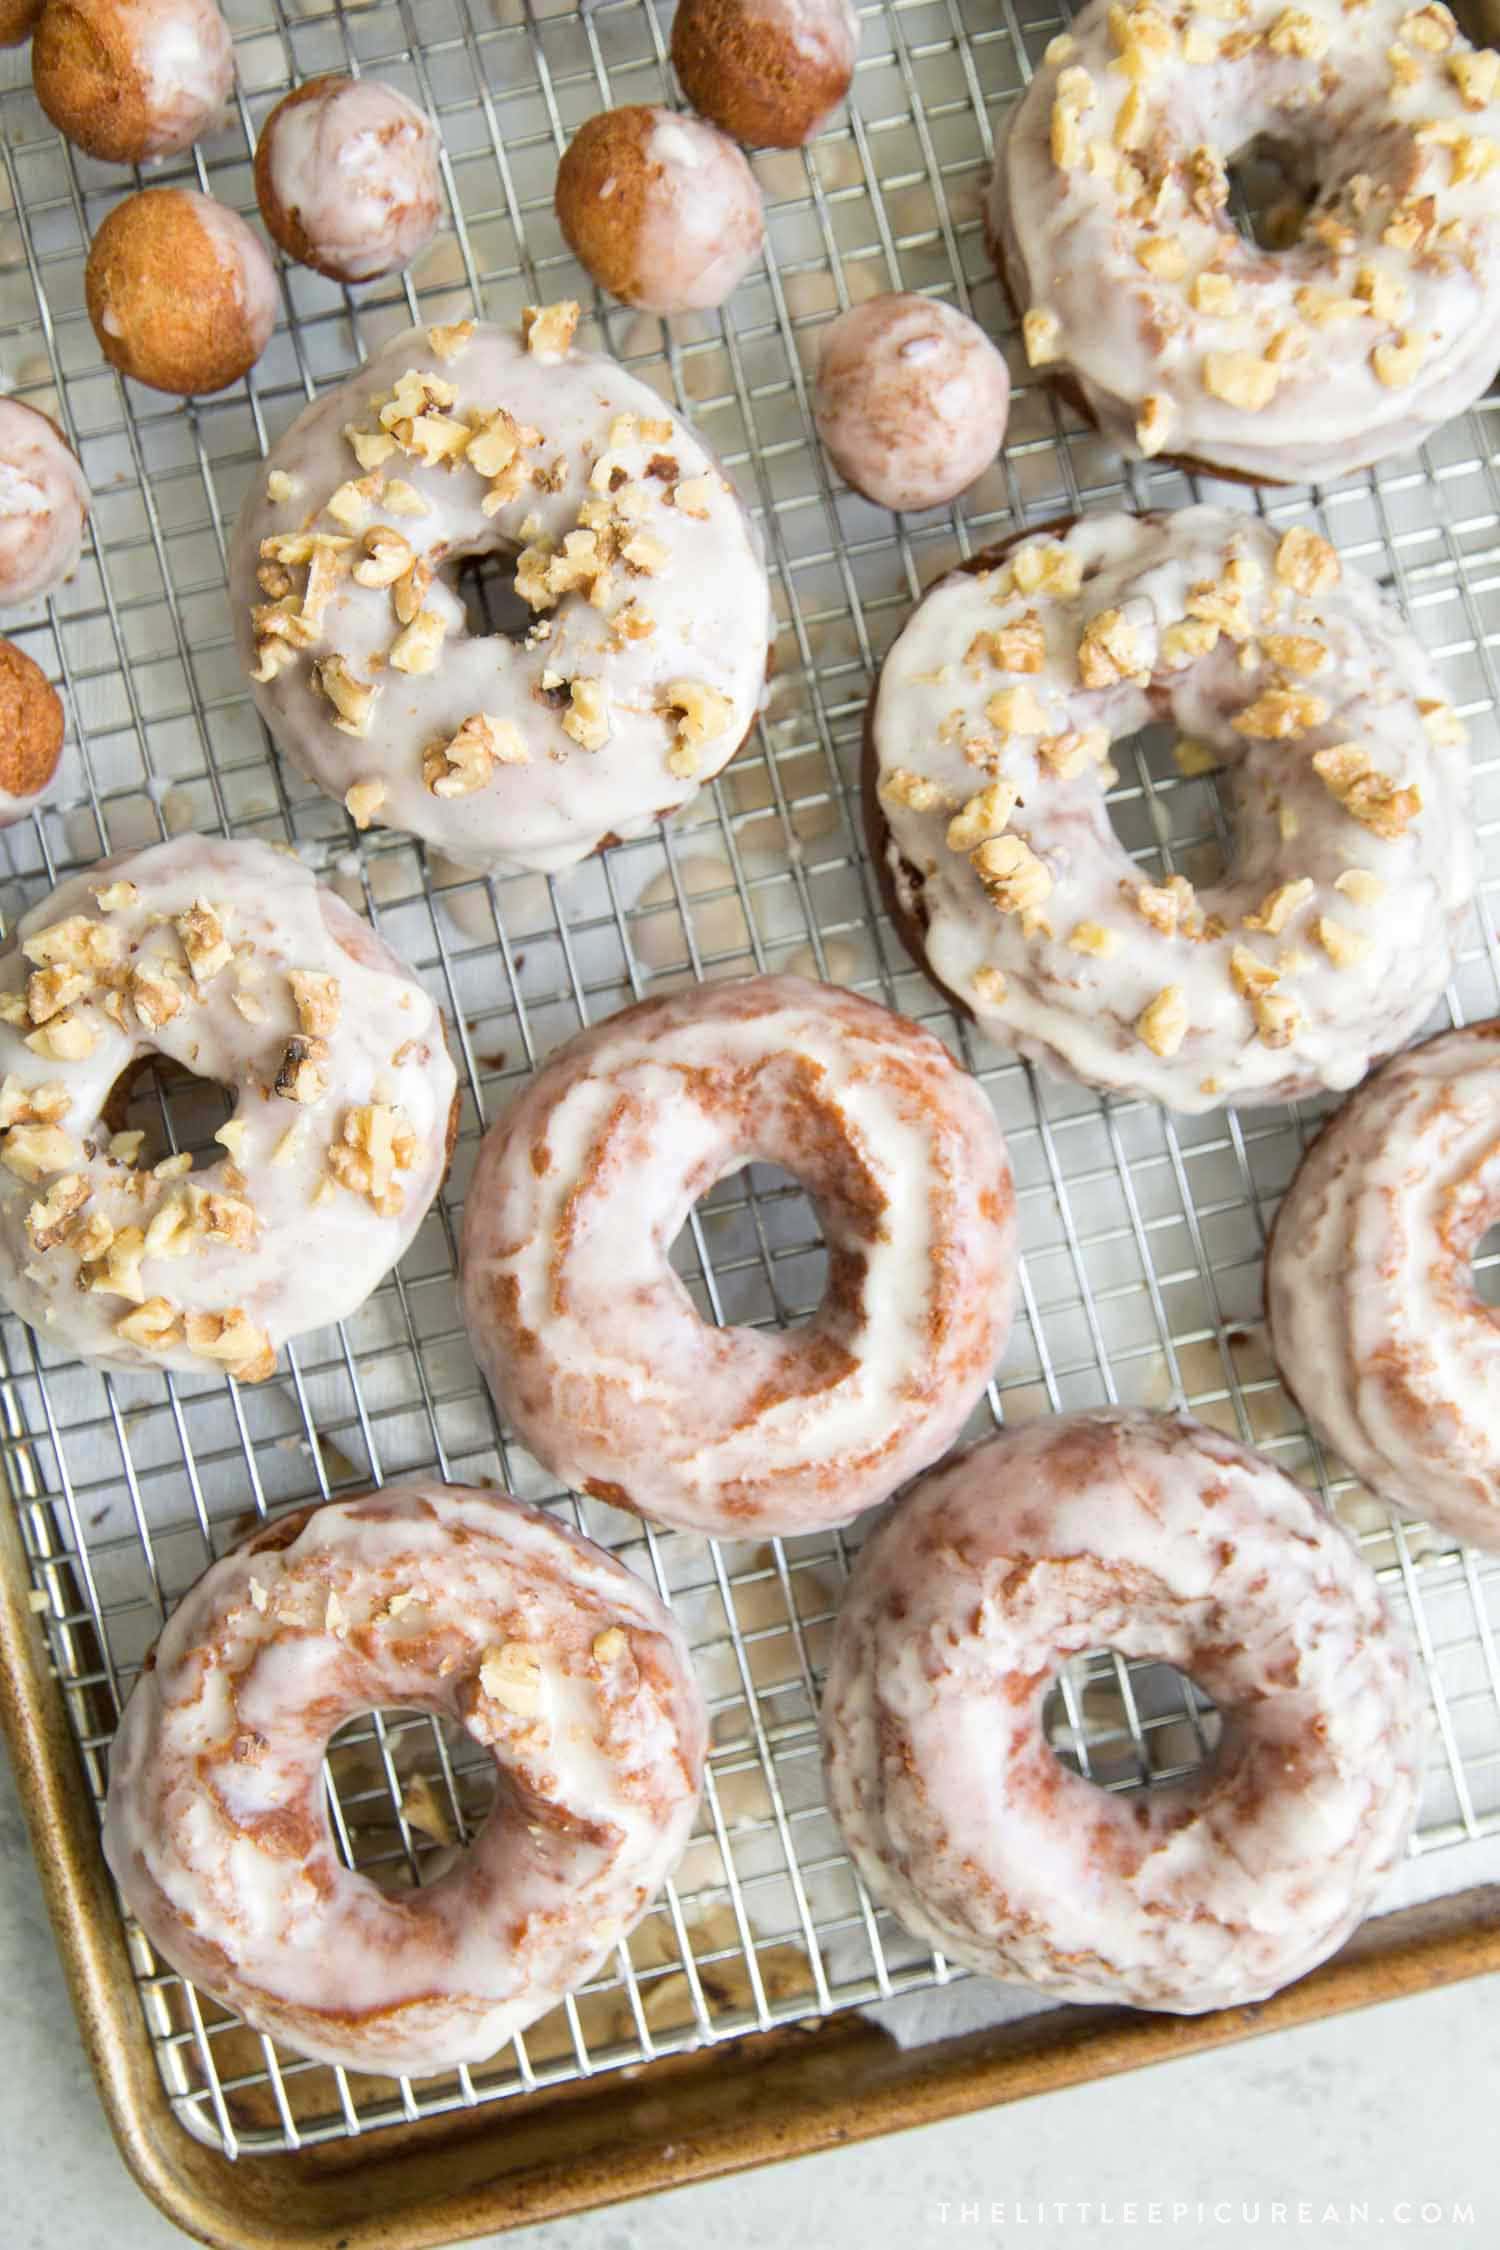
[1473,1222,1500,1309]
[454,543,532,644]
[106,1057,236,1174]
[671,1162,830,1333]
[325,1707,498,1893]
[1223,134,1318,252]
[1044,1650,1222,1794]
[1106,717,1229,892]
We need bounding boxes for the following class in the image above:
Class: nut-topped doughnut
[821,1410,1425,2012]
[1267,1024,1500,1552]
[103,1482,706,2076]
[459,975,1016,1539]
[867,507,1473,1112]
[229,312,771,877]
[0,835,456,1383]
[991,0,1500,483]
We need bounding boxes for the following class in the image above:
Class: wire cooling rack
[3,0,1500,2167]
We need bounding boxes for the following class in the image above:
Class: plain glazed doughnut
[0,834,456,1383]
[459,975,1016,1539]
[670,0,860,149]
[1267,1024,1500,1552]
[0,398,89,607]
[866,507,1473,1112]
[86,188,278,397]
[33,0,234,165]
[229,313,770,877]
[554,106,765,314]
[990,0,1500,484]
[821,1409,1424,2013]
[254,75,442,284]
[812,293,1010,512]
[102,1482,706,2076]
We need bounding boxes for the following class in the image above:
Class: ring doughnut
[1267,1023,1500,1552]
[459,975,1016,1539]
[820,1409,1424,2013]
[102,1482,706,2076]
[229,311,770,877]
[865,507,1472,1111]
[990,0,1500,484]
[0,835,456,1382]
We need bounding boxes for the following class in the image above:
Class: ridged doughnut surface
[1267,1024,1500,1551]
[821,1410,1424,2013]
[103,1483,706,2077]
[459,975,1016,1538]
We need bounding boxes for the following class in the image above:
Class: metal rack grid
[2,0,1500,2165]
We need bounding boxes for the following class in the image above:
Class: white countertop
[3,1748,1494,2250]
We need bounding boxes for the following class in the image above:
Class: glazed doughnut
[670,0,860,149]
[812,293,1011,512]
[821,1409,1424,2013]
[86,188,278,397]
[0,399,89,608]
[867,507,1473,1112]
[459,975,1016,1539]
[229,313,770,878]
[33,0,234,166]
[0,834,456,1383]
[103,1482,706,2076]
[990,0,1500,484]
[1267,1024,1500,1552]
[555,106,765,314]
[0,639,65,824]
[254,75,442,285]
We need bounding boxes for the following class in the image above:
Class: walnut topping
[1452,49,1500,107]
[428,319,475,361]
[327,1103,419,1217]
[25,1172,90,1250]
[1312,743,1422,836]
[1203,351,1280,412]
[973,965,1008,1003]
[175,902,232,984]
[1010,541,1083,599]
[1252,990,1301,1047]
[231,992,267,1026]
[275,1037,330,1104]
[353,525,415,590]
[1315,915,1372,967]
[91,881,139,914]
[27,966,88,1024]
[1023,308,1062,366]
[1335,868,1385,905]
[1133,873,1197,934]
[973,833,1052,919]
[1051,89,1088,169]
[1135,985,1189,1057]
[1419,698,1467,746]
[1275,527,1340,594]
[315,655,379,737]
[23,916,122,973]
[1077,607,1141,688]
[346,424,398,472]
[978,610,1047,674]
[1263,633,1327,675]
[1174,737,1219,777]
[1136,393,1174,456]
[1229,944,1279,998]
[1399,2,1455,48]
[1191,270,1238,316]
[947,782,1019,853]
[383,479,429,518]
[390,609,447,675]
[1231,687,1329,740]
[672,475,715,518]
[1068,920,1121,957]
[423,712,528,797]
[662,679,733,777]
[480,1639,542,1715]
[1,1123,81,1183]
[183,1309,275,1380]
[378,368,470,464]
[82,1224,144,1302]
[1243,877,1314,934]
[1038,725,1111,777]
[1265,7,1329,55]
[325,479,374,534]
[1372,331,1428,388]
[266,469,299,503]
[289,970,341,1038]
[1160,617,1219,669]
[344,777,387,830]
[1354,263,1407,323]
[24,1012,96,1062]
[593,1626,628,1664]
[0,1078,68,1131]
[1137,235,1188,281]
[986,684,1048,735]
[114,1297,182,1352]
[880,767,951,812]
[522,301,580,358]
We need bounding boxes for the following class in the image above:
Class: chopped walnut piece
[327,1102,419,1217]
[1160,617,1219,669]
[0,1078,66,1131]
[1452,49,1500,108]
[986,684,1048,735]
[1312,744,1422,837]
[1372,331,1427,388]
[1354,263,1407,323]
[1252,989,1301,1047]
[114,1297,182,1352]
[480,1639,542,1715]
[353,525,415,589]
[1419,698,1466,747]
[424,712,529,797]
[1133,874,1197,935]
[1243,876,1314,935]
[383,479,429,518]
[1077,607,1141,688]
[84,1224,145,1302]
[266,469,299,504]
[1315,916,1372,967]
[91,881,140,914]
[661,678,733,777]
[275,1037,330,1105]
[26,966,88,1024]
[1051,91,1087,169]
[1,1123,82,1183]
[390,609,447,675]
[325,480,373,534]
[467,405,526,485]
[593,1626,628,1665]
[1263,633,1328,675]
[672,476,715,518]
[315,655,380,737]
[1335,868,1385,906]
[981,610,1047,674]
[289,970,341,1038]
[176,902,232,984]
[22,916,122,973]
[25,1172,90,1250]
[1275,527,1340,594]
[1137,235,1188,281]
[1231,687,1329,740]
[231,991,267,1026]
[1023,308,1062,366]
[183,1309,275,1381]
[522,301,581,358]
[1010,541,1083,599]
[428,319,475,360]
[346,425,398,472]
[1203,352,1280,412]
[1136,393,1174,457]
[973,833,1052,918]
[879,767,950,812]
[1174,737,1219,777]
[1191,270,1238,316]
[1265,7,1329,54]
[1038,726,1111,778]
[1229,944,1279,998]
[344,777,387,830]
[1068,920,1121,958]
[1399,2,1455,48]
[108,1129,144,1164]
[24,1012,96,1062]
[973,965,1008,1004]
[947,782,1019,853]
[1135,985,1189,1057]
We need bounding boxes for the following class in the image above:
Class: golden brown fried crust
[85,189,263,397]
[253,75,337,273]
[0,0,42,46]
[33,0,157,162]
[555,106,695,307]
[0,638,64,803]
[670,0,851,149]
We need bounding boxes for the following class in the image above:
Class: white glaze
[812,292,1010,512]
[459,975,1016,1538]
[103,1482,706,2076]
[821,1409,1425,2012]
[0,399,89,608]
[228,317,770,877]
[0,835,456,1381]
[188,192,278,356]
[1266,1024,1500,1552]
[262,77,441,282]
[118,0,233,158]
[628,112,765,312]
[871,507,1472,1111]
[991,0,1500,482]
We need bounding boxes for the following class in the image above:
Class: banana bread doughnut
[254,75,442,284]
[0,399,89,608]
[103,1482,706,2076]
[821,1409,1424,2013]
[229,312,770,877]
[0,640,64,825]
[459,975,1015,1539]
[990,0,1500,484]
[671,0,860,149]
[33,0,234,165]
[1267,1023,1500,1552]
[866,507,1473,1112]
[0,834,456,1383]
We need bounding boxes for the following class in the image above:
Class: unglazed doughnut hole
[0,638,64,823]
[0,0,42,43]
[555,105,765,314]
[86,188,277,395]
[32,0,234,165]
[670,0,859,149]
[254,74,442,285]
[813,292,1011,512]
[0,398,89,606]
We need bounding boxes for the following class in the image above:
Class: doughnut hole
[324,1706,499,1893]
[105,1054,236,1174]
[1044,1649,1223,1794]
[1472,1221,1500,1309]
[1103,716,1230,891]
[1223,133,1318,253]
[671,1159,829,1330]
[454,543,534,644]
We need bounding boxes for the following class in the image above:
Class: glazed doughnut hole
[1044,1650,1223,1794]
